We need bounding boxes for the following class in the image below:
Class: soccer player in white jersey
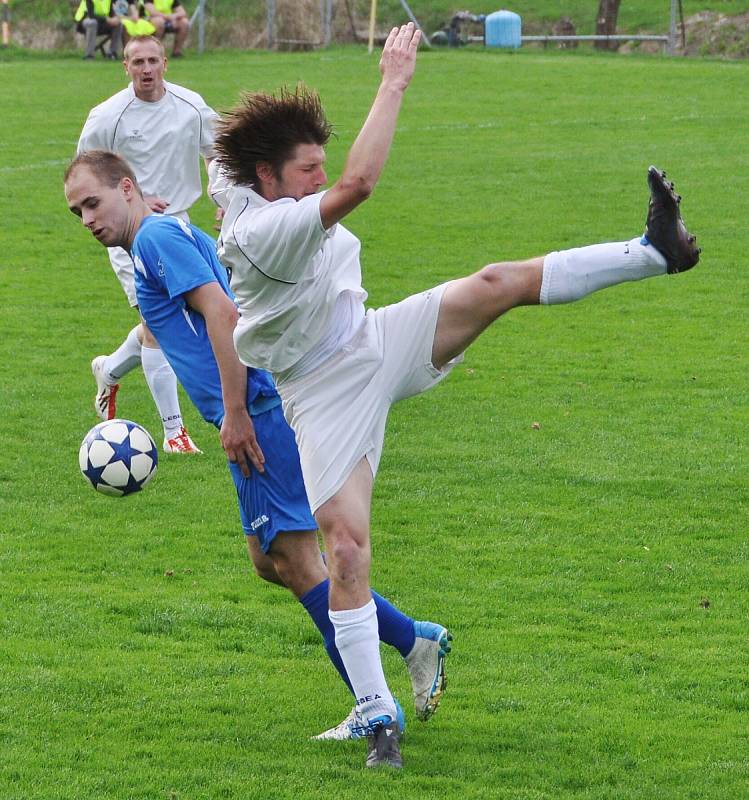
[64,149,453,752]
[210,23,700,769]
[77,35,216,453]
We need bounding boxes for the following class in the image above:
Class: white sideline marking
[0,159,69,174]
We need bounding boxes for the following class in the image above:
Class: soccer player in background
[63,150,452,759]
[77,35,212,454]
[209,22,700,768]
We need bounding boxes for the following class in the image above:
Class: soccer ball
[79,419,158,496]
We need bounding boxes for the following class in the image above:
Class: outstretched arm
[319,22,421,230]
[184,282,265,476]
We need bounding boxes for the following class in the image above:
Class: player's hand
[379,22,421,91]
[145,195,170,213]
[213,206,224,232]
[221,408,265,476]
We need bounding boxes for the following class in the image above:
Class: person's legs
[315,458,399,729]
[81,18,98,59]
[149,16,166,40]
[432,166,700,369]
[102,324,143,381]
[91,323,142,420]
[236,413,430,713]
[172,17,189,56]
[107,17,123,58]
[140,321,200,453]
[245,535,285,587]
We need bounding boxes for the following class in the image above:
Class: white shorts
[107,246,138,307]
[107,211,190,307]
[277,282,463,513]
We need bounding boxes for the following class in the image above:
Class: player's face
[266,143,327,202]
[124,40,167,99]
[65,167,131,248]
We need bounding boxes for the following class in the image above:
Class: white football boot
[312,699,405,741]
[405,621,452,721]
[163,426,202,454]
[91,355,119,421]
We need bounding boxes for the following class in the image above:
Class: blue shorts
[228,404,316,553]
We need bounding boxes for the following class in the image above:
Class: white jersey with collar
[77,80,218,215]
[214,176,367,377]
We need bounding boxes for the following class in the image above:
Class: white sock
[540,237,667,305]
[103,325,142,382]
[141,345,183,437]
[329,599,397,725]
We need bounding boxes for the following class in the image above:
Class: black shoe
[82,54,94,60]
[366,720,403,769]
[105,51,118,60]
[644,165,700,274]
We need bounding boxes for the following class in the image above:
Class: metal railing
[521,34,671,51]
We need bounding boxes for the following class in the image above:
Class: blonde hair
[124,35,165,61]
[64,150,143,197]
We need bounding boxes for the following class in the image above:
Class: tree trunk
[594,0,622,51]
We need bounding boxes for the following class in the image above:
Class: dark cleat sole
[645,166,700,274]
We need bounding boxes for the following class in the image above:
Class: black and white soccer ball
[79,419,158,496]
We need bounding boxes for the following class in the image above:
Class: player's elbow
[337,174,375,204]
[222,302,239,328]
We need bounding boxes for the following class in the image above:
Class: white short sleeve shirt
[216,182,367,376]
[78,80,218,215]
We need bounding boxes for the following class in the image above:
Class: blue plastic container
[485,10,521,49]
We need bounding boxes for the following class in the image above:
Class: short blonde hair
[124,35,165,61]
[64,150,143,198]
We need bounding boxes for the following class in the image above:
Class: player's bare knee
[478,259,542,308]
[325,528,369,583]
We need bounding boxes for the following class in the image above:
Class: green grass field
[1,45,748,799]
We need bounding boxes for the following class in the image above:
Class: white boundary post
[398,0,430,47]
[668,0,677,54]
[368,0,377,54]
[190,0,208,54]
[267,0,275,49]
[321,0,333,47]
[1,0,10,48]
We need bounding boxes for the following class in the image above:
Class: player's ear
[256,161,275,184]
[120,176,136,199]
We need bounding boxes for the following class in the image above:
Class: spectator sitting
[74,0,123,60]
[143,0,190,57]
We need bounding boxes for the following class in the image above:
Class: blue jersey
[132,214,278,428]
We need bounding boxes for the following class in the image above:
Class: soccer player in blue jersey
[63,149,451,752]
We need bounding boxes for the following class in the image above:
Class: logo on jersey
[250,514,269,530]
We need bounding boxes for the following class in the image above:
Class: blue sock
[371,589,416,657]
[299,579,353,694]
[300,580,418,697]
[317,553,416,658]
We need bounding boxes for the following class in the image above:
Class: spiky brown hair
[214,85,333,186]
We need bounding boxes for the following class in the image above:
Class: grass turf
[1,45,748,798]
